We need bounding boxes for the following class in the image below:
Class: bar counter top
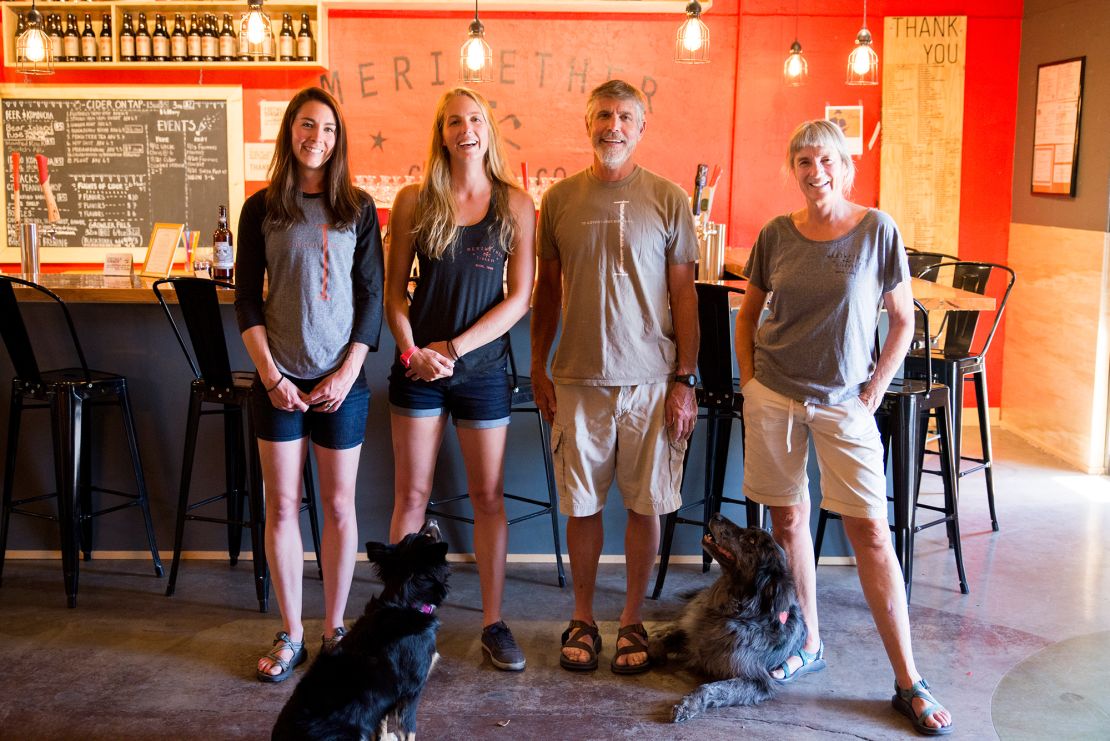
[7,272,235,304]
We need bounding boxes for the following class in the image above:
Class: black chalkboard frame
[1,85,244,265]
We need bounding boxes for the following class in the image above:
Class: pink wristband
[399,345,419,368]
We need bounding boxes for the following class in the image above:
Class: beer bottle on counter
[170,13,187,62]
[219,14,237,62]
[212,206,234,282]
[119,12,135,62]
[278,14,294,62]
[297,13,314,62]
[152,14,170,62]
[47,15,64,63]
[134,12,152,62]
[63,13,80,62]
[98,12,114,62]
[80,13,97,62]
[200,14,218,62]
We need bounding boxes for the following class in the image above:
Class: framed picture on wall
[1032,57,1085,196]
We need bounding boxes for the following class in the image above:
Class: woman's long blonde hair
[413,88,522,259]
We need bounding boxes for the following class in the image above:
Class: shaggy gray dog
[649,513,807,723]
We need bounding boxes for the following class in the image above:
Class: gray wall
[1011,0,1110,231]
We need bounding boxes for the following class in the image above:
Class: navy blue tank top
[406,198,508,382]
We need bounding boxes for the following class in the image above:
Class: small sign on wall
[826,105,863,155]
[1032,57,1084,197]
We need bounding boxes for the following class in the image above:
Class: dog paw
[672,699,698,724]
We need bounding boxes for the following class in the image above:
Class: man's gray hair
[586,80,647,122]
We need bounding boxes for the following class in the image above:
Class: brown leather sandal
[559,620,601,672]
[611,623,651,675]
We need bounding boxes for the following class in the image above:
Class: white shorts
[550,383,686,517]
[741,377,888,520]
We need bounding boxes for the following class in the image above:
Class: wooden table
[5,271,235,304]
[722,248,995,311]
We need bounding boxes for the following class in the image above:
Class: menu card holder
[140,222,185,278]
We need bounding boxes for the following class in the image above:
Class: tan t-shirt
[537,165,698,385]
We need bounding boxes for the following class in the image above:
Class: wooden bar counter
[8,272,236,304]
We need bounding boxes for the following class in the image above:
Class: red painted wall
[1,1,1023,404]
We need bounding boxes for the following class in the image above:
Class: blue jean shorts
[388,365,511,429]
[251,371,370,450]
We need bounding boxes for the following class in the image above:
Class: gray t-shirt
[743,209,908,405]
[537,165,699,385]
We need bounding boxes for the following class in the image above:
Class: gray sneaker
[481,621,526,671]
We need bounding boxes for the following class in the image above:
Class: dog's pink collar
[417,603,436,614]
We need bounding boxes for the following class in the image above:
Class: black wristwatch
[673,373,698,387]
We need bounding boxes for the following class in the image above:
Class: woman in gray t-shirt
[734,120,953,735]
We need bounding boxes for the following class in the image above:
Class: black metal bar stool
[814,300,968,600]
[427,342,566,587]
[905,261,1016,532]
[153,277,322,612]
[0,276,162,607]
[651,282,763,600]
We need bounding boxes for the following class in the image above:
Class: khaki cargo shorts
[550,383,685,517]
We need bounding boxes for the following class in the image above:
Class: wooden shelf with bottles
[2,1,328,70]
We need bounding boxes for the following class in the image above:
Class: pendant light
[17,0,53,76]
[783,1,807,86]
[675,1,710,64]
[240,0,274,58]
[846,0,879,85]
[460,0,492,83]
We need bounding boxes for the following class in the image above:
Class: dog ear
[365,540,392,564]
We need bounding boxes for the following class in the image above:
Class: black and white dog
[272,520,451,741]
[649,513,807,723]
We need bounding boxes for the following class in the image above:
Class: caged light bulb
[247,11,267,44]
[464,38,484,71]
[850,46,871,75]
[24,30,47,63]
[682,20,704,52]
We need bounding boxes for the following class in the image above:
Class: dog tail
[672,677,775,723]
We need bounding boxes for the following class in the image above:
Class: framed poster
[1032,57,1085,196]
[825,105,863,155]
[140,222,184,278]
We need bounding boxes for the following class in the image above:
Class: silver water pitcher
[20,222,40,276]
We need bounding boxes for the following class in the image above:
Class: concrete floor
[1,429,1108,740]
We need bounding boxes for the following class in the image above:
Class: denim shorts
[388,365,511,429]
[251,371,370,450]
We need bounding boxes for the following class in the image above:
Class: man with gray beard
[531,79,699,675]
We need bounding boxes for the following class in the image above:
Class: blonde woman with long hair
[384,88,536,671]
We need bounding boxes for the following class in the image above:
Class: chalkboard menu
[1,86,244,263]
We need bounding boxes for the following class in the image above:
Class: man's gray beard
[594,145,631,170]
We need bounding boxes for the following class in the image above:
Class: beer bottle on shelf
[98,12,113,62]
[237,19,252,62]
[297,13,314,62]
[278,13,294,62]
[63,13,80,62]
[47,15,64,63]
[119,12,135,62]
[170,14,187,62]
[134,12,152,62]
[185,13,201,62]
[152,14,170,62]
[80,13,97,62]
[219,14,237,62]
[260,16,275,62]
[212,206,235,283]
[200,14,218,62]
[15,13,26,62]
